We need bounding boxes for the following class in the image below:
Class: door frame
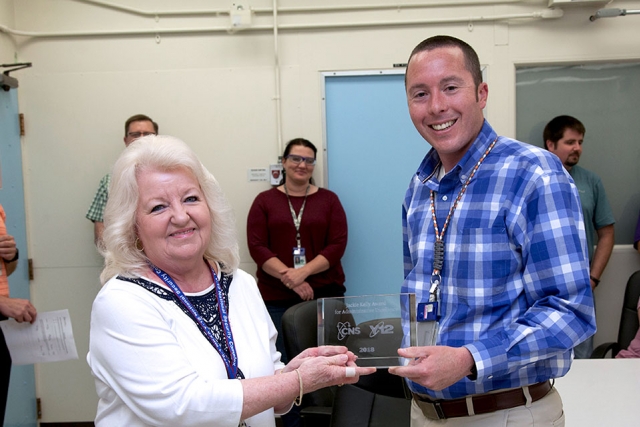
[0,86,37,426]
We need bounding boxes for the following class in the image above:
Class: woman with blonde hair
[88,135,373,427]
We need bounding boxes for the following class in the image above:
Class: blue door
[324,72,430,297]
[0,88,37,427]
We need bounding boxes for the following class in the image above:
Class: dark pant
[266,303,292,364]
[265,302,301,427]
[0,314,11,426]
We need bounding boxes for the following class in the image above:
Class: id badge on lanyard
[293,247,306,268]
[285,184,310,270]
[416,274,440,346]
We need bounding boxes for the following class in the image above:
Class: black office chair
[591,270,640,358]
[282,299,354,427]
[330,368,411,427]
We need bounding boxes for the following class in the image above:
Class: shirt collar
[416,120,498,189]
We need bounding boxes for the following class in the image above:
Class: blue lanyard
[150,261,239,379]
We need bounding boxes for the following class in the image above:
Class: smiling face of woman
[135,167,211,272]
[283,145,316,186]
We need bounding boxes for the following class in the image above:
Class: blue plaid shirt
[402,121,596,399]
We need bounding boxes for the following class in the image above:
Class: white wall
[2,0,640,422]
[0,0,14,63]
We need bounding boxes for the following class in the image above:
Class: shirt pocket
[452,226,514,305]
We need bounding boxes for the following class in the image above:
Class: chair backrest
[282,301,318,360]
[618,270,640,350]
[282,300,331,409]
[330,369,411,427]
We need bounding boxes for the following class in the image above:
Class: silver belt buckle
[414,396,446,420]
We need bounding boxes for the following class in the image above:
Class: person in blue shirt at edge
[543,115,615,360]
[387,35,595,426]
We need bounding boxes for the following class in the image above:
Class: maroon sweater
[247,187,347,302]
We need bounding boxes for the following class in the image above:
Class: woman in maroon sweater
[247,138,348,363]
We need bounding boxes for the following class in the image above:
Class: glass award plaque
[317,293,416,367]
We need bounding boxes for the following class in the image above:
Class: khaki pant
[411,387,565,427]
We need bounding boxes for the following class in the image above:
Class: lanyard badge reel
[416,238,444,347]
[414,139,496,348]
[416,273,440,347]
[292,237,306,269]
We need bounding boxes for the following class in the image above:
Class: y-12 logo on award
[368,321,394,338]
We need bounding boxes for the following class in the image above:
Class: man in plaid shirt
[389,36,595,426]
[86,114,158,245]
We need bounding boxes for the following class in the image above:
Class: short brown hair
[406,35,482,89]
[124,114,158,136]
[543,115,585,149]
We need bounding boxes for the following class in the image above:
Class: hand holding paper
[0,309,78,365]
[0,296,37,323]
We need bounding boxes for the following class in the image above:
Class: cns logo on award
[337,322,360,341]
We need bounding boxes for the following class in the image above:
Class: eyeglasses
[285,155,316,166]
[127,132,156,139]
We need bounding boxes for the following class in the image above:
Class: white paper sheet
[0,309,79,365]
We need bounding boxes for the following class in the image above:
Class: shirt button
[488,375,493,379]
[461,175,468,181]
[442,195,448,201]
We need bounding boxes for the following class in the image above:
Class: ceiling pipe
[0,9,563,39]
[74,0,530,17]
[272,0,283,156]
[590,8,640,22]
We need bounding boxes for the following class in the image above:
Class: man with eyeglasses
[86,114,158,245]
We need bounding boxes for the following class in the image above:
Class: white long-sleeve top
[88,268,285,427]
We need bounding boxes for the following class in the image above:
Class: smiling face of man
[405,46,488,172]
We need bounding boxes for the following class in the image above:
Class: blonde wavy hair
[99,135,239,284]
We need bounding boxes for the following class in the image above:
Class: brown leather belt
[412,381,552,420]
